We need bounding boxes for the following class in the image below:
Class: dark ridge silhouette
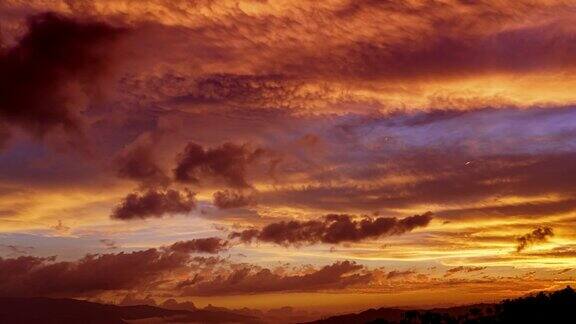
[307,308,406,324]
[4,287,576,323]
[305,286,576,324]
[0,297,261,324]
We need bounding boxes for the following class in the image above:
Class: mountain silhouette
[0,297,261,324]
[4,287,576,323]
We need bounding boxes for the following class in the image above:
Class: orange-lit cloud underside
[1,0,576,312]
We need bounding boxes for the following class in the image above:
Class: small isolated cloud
[167,237,229,254]
[111,188,196,220]
[386,270,416,279]
[230,212,433,246]
[516,227,554,252]
[50,220,71,235]
[212,190,256,209]
[173,142,265,188]
[445,266,487,277]
[99,239,118,250]
[115,145,170,187]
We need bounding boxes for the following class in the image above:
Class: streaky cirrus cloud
[260,151,576,213]
[111,188,196,220]
[386,270,416,280]
[230,212,433,246]
[99,239,118,250]
[212,190,256,209]
[166,237,229,254]
[444,266,487,277]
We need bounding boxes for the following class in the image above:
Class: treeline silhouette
[310,286,576,324]
[371,286,576,324]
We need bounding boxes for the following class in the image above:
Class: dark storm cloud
[212,190,255,209]
[111,188,196,220]
[230,212,433,246]
[174,142,265,188]
[167,237,229,254]
[517,227,554,252]
[0,12,124,138]
[181,260,372,296]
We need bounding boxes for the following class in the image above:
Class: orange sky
[1,0,576,314]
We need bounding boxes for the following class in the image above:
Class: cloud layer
[111,188,196,220]
[1,0,576,311]
[0,249,188,296]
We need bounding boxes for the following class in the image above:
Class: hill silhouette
[306,286,576,324]
[0,297,261,324]
[3,287,576,323]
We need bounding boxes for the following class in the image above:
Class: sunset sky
[1,0,576,315]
